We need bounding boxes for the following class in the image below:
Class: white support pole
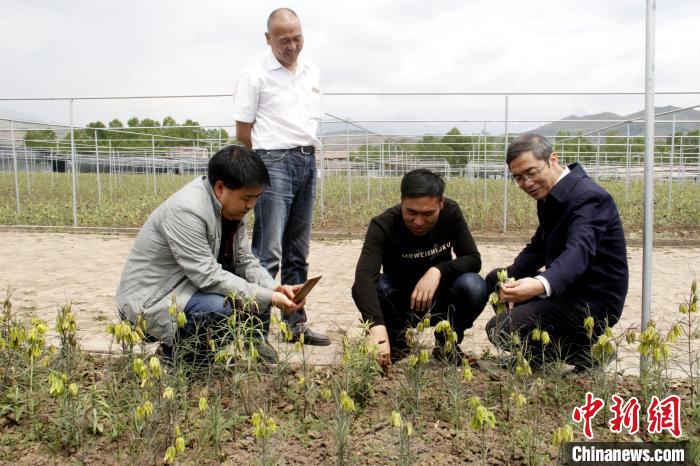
[668,114,676,210]
[366,131,370,200]
[10,120,20,213]
[23,143,31,194]
[346,121,351,207]
[625,125,631,199]
[152,135,157,195]
[319,116,325,219]
[69,99,78,227]
[640,0,656,374]
[502,96,509,234]
[95,129,101,204]
[108,139,113,194]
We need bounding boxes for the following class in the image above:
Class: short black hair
[506,133,553,165]
[207,145,270,190]
[400,169,445,199]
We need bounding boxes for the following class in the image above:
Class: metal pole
[319,116,324,219]
[595,132,600,181]
[640,0,655,374]
[346,121,351,207]
[108,139,113,194]
[23,142,31,194]
[69,99,78,227]
[10,120,20,213]
[95,129,101,203]
[502,96,509,234]
[379,142,383,195]
[668,114,676,210]
[482,123,487,228]
[697,126,700,184]
[152,135,157,194]
[366,131,370,200]
[625,125,630,199]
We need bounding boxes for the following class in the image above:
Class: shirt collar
[554,166,570,186]
[264,49,308,74]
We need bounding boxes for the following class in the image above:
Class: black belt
[259,146,315,155]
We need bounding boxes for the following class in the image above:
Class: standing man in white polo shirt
[232,7,329,346]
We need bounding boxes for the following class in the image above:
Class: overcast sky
[1,0,698,136]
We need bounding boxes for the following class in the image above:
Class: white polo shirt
[232,50,321,151]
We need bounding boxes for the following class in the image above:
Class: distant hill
[529,106,700,137]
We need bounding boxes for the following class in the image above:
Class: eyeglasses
[511,159,550,185]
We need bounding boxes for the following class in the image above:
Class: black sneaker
[571,349,617,373]
[244,339,278,364]
[432,345,479,368]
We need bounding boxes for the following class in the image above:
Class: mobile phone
[292,275,322,304]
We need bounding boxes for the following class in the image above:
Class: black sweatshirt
[352,198,481,326]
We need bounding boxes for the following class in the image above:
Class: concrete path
[1,232,698,376]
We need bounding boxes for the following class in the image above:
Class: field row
[0,173,699,235]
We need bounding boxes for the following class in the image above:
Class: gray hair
[267,8,299,31]
[506,133,553,165]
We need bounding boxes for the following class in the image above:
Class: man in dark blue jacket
[485,133,628,371]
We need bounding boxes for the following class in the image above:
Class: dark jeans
[252,148,316,330]
[163,291,271,362]
[484,268,620,366]
[378,272,489,353]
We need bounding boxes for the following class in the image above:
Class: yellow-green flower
[199,397,208,413]
[177,311,187,328]
[339,390,356,413]
[149,356,162,379]
[390,410,402,428]
[175,436,185,453]
[163,446,176,464]
[583,316,595,338]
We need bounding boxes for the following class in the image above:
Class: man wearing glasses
[485,133,628,372]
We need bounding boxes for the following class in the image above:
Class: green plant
[250,408,278,466]
[390,410,413,466]
[332,390,356,466]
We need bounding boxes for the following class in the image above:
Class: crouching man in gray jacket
[116,145,305,364]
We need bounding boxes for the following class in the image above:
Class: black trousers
[484,268,620,366]
[378,272,489,355]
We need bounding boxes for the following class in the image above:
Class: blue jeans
[166,292,271,358]
[377,272,489,351]
[252,148,316,329]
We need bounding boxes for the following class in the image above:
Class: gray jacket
[116,176,276,345]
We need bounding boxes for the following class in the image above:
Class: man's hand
[272,284,305,315]
[498,277,545,305]
[411,267,441,312]
[368,325,391,368]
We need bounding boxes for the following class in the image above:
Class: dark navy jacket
[507,163,629,317]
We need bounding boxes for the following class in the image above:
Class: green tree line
[23,116,231,153]
[350,127,699,166]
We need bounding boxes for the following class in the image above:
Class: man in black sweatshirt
[485,133,628,371]
[352,169,489,367]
